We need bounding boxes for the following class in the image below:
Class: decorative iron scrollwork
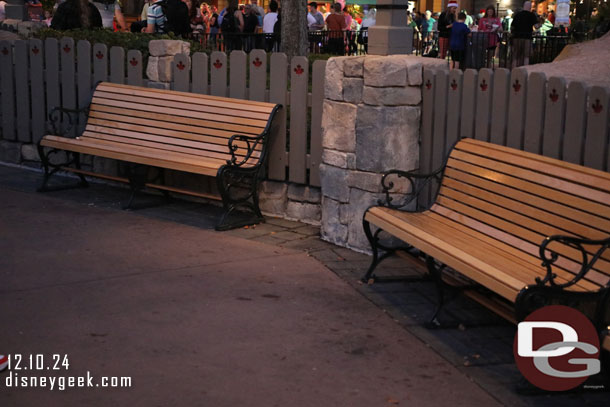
[378,166,444,210]
[48,106,90,137]
[227,133,266,167]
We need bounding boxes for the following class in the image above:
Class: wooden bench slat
[86,119,262,153]
[449,150,610,207]
[94,90,273,121]
[446,158,610,220]
[457,139,610,193]
[89,104,263,136]
[443,167,610,234]
[91,97,269,129]
[41,136,221,176]
[435,195,610,274]
[97,82,275,111]
[374,207,595,291]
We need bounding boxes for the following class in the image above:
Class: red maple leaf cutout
[480,79,488,91]
[425,80,432,90]
[176,61,186,70]
[252,57,262,67]
[96,51,104,59]
[31,46,40,55]
[213,59,222,69]
[450,79,458,91]
[1,48,7,55]
[592,99,603,114]
[512,80,521,92]
[294,65,304,75]
[63,45,71,53]
[129,58,138,66]
[549,89,559,102]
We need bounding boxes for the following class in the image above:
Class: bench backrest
[435,138,610,290]
[83,82,280,166]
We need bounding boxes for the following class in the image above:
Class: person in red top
[478,5,502,67]
[326,3,347,55]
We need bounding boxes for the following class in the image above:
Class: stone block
[260,180,288,198]
[149,40,190,57]
[406,59,423,85]
[321,100,357,152]
[259,195,287,216]
[287,184,321,204]
[355,105,420,173]
[21,144,39,161]
[363,56,407,87]
[0,140,21,164]
[319,164,350,203]
[324,56,348,101]
[339,204,351,225]
[347,188,385,250]
[321,197,348,246]
[286,201,321,223]
[347,171,382,193]
[146,56,159,82]
[321,150,356,169]
[344,56,364,77]
[343,78,363,104]
[362,85,421,106]
[146,56,174,82]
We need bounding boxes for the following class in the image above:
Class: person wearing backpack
[220,2,244,52]
[145,0,191,37]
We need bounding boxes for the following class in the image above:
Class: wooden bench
[362,138,610,330]
[37,82,282,230]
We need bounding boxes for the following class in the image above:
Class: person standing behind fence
[438,2,457,60]
[263,0,278,51]
[326,3,347,55]
[421,10,435,54]
[511,1,538,67]
[478,5,502,68]
[449,11,470,69]
[51,0,103,30]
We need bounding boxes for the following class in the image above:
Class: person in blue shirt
[449,11,470,69]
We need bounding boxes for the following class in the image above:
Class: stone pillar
[319,55,447,252]
[146,40,191,89]
[4,0,28,21]
[368,0,413,55]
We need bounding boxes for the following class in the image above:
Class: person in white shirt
[262,0,278,33]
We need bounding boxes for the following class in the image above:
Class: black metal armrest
[47,107,90,138]
[378,166,444,210]
[538,234,610,288]
[226,132,265,168]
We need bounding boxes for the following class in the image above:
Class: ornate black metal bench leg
[215,165,264,231]
[37,145,88,192]
[122,164,149,210]
[426,255,446,328]
[362,218,383,283]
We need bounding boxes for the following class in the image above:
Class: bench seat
[363,138,610,327]
[38,82,281,230]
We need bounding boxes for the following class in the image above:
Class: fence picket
[60,38,77,137]
[249,49,267,102]
[0,40,15,141]
[110,46,125,84]
[210,51,227,97]
[172,53,190,92]
[490,68,510,146]
[77,40,92,136]
[563,81,587,165]
[14,40,30,142]
[584,86,610,171]
[446,69,462,150]
[268,52,288,181]
[506,68,528,149]
[44,38,60,134]
[29,39,45,143]
[420,69,436,208]
[459,69,477,139]
[542,76,566,160]
[93,43,108,85]
[523,72,546,154]
[432,69,448,164]
[228,50,247,99]
[191,52,208,94]
[126,50,142,86]
[289,56,308,184]
[309,60,326,187]
[474,68,493,142]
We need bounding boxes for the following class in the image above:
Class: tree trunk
[280,0,308,58]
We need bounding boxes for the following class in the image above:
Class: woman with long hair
[50,0,102,30]
[478,5,502,67]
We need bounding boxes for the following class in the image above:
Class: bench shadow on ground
[2,164,608,407]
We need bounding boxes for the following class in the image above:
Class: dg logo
[514,305,601,391]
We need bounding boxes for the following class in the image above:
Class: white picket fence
[0,38,327,187]
[420,67,610,205]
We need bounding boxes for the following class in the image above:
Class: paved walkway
[0,164,607,406]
